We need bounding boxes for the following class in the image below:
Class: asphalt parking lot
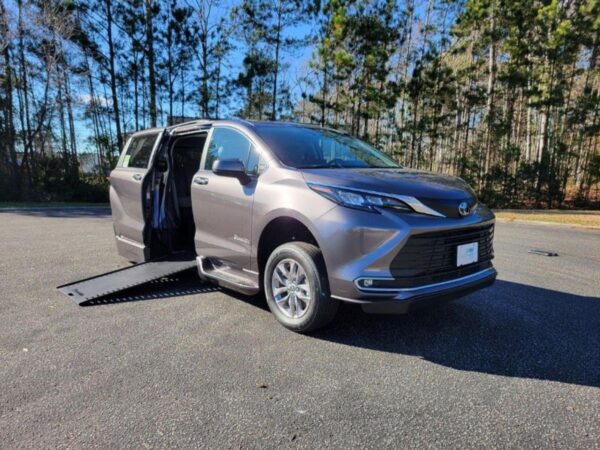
[1,208,599,449]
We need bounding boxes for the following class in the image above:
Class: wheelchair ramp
[57,252,197,305]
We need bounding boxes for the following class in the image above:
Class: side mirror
[212,159,251,184]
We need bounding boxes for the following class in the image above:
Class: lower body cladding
[333,267,497,314]
[313,204,498,314]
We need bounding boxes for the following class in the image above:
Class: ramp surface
[57,252,197,304]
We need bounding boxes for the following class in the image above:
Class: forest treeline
[0,0,599,207]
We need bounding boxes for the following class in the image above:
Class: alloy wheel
[271,258,312,318]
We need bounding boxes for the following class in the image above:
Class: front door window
[204,128,255,171]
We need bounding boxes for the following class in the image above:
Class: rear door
[190,126,260,269]
[109,130,163,262]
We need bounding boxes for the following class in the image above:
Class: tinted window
[204,127,255,171]
[254,125,399,169]
[122,133,158,168]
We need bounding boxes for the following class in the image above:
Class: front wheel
[264,242,339,333]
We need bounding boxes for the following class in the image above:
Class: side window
[204,128,255,171]
[122,133,158,169]
[246,147,266,175]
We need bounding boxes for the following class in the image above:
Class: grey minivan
[110,119,496,332]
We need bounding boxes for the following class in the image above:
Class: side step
[57,252,197,304]
[198,256,260,295]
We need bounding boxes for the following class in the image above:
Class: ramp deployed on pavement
[57,252,197,304]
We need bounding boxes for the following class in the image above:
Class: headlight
[308,183,413,213]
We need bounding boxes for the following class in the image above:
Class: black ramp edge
[57,253,197,304]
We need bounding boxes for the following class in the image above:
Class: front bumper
[314,203,496,304]
[337,267,497,314]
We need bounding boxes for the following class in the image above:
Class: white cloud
[77,94,111,108]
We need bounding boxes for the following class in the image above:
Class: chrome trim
[458,201,470,217]
[354,267,496,293]
[306,182,445,218]
[116,235,145,249]
[331,295,372,304]
[398,196,445,218]
[197,257,257,288]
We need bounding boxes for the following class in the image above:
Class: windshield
[254,125,400,169]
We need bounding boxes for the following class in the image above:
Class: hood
[300,168,477,218]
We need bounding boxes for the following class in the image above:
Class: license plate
[457,242,478,266]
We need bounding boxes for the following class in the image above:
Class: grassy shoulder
[0,202,110,209]
[495,210,600,228]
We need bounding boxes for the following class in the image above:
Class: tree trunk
[180,62,186,118]
[1,0,20,198]
[133,50,139,130]
[145,0,157,127]
[215,54,222,119]
[57,73,69,173]
[16,0,33,189]
[63,69,78,172]
[482,5,496,185]
[271,0,283,121]
[106,0,123,150]
[321,60,328,127]
[86,54,104,169]
[167,14,174,123]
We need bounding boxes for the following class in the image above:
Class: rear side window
[122,133,159,168]
[204,128,255,171]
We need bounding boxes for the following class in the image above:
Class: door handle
[132,173,143,181]
[193,177,209,185]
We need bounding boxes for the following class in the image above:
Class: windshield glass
[254,125,400,169]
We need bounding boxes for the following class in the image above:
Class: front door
[109,130,163,262]
[191,126,259,269]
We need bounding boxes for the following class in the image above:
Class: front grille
[389,224,494,287]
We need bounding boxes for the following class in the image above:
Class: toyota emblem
[458,201,470,217]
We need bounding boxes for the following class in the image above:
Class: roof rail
[167,119,213,133]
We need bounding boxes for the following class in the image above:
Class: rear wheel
[264,242,338,333]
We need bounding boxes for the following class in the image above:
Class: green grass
[0,202,110,209]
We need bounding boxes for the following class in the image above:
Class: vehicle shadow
[313,280,600,387]
[76,272,599,387]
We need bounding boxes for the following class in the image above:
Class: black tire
[264,242,339,333]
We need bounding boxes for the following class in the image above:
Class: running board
[57,252,197,304]
[198,256,260,295]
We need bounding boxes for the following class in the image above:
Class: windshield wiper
[366,166,402,169]
[296,164,333,169]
